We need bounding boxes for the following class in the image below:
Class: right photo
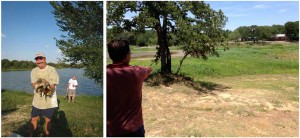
[106,1,299,137]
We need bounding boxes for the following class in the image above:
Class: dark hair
[107,40,130,62]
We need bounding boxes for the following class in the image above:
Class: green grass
[1,90,32,112]
[1,90,103,137]
[129,43,299,81]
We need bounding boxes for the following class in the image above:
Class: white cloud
[45,45,49,48]
[2,33,6,38]
[254,4,267,9]
[279,9,287,13]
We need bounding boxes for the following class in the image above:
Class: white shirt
[68,79,78,90]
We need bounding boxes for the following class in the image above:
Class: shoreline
[1,89,103,97]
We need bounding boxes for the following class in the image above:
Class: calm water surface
[1,68,102,96]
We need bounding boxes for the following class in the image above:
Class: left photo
[1,1,103,137]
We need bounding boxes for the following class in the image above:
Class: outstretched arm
[145,66,152,75]
[142,66,152,79]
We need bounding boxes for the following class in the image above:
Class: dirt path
[142,74,298,136]
[131,50,184,60]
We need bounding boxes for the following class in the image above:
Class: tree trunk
[160,42,171,74]
[155,14,171,74]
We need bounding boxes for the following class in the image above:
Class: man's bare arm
[50,84,56,91]
[31,83,36,89]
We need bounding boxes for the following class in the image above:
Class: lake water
[1,68,102,96]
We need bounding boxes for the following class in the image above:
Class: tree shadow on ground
[145,73,230,95]
[13,99,72,137]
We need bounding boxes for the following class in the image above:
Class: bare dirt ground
[142,74,299,137]
[131,50,184,60]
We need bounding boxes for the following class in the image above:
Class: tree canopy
[107,1,228,74]
[51,1,103,83]
[285,21,299,41]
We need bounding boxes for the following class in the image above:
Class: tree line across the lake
[1,59,83,70]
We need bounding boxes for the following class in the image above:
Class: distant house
[273,34,287,41]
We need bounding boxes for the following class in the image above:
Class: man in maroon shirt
[107,40,152,137]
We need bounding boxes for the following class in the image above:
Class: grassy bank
[1,90,103,137]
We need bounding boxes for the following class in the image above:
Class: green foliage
[229,30,241,41]
[136,34,148,46]
[51,1,103,83]
[271,24,285,34]
[285,21,299,41]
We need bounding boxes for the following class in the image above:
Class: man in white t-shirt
[67,75,78,103]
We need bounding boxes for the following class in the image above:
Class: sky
[1,1,62,63]
[207,1,299,31]
[1,1,299,63]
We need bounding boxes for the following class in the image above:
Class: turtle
[35,78,53,100]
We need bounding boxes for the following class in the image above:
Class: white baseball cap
[35,52,46,60]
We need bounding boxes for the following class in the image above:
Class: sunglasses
[35,57,44,60]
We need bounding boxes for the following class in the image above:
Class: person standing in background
[67,75,78,103]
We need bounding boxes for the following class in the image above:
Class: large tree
[285,21,299,41]
[107,1,228,74]
[51,1,103,83]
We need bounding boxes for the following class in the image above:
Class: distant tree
[1,59,37,70]
[28,61,36,68]
[11,60,19,68]
[144,30,157,46]
[107,1,228,74]
[1,59,11,69]
[48,62,57,68]
[136,34,148,46]
[19,61,28,69]
[221,29,231,43]
[285,21,299,41]
[271,24,285,35]
[235,26,251,41]
[51,1,103,83]
[256,26,272,41]
[229,30,241,42]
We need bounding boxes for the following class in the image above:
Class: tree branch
[175,52,189,75]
